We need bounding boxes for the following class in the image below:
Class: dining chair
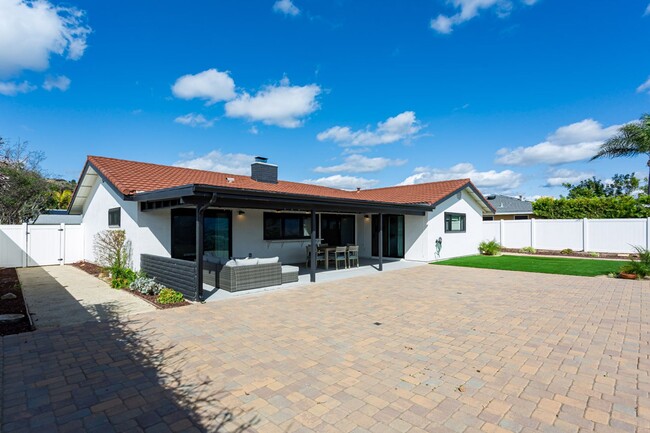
[347,245,360,268]
[334,246,347,270]
[305,245,325,268]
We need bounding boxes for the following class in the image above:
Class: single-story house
[483,194,533,221]
[68,155,494,300]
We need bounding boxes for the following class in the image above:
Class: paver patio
[1,264,649,432]
[18,265,155,329]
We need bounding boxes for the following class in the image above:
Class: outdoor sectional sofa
[219,257,299,292]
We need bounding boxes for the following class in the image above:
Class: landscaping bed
[501,248,632,260]
[0,268,33,336]
[72,261,189,309]
[433,255,623,277]
[127,290,190,310]
[72,260,104,277]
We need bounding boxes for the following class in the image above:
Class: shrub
[520,246,536,254]
[560,248,573,255]
[478,240,501,256]
[589,252,600,258]
[157,288,184,304]
[93,229,132,270]
[111,267,137,289]
[129,276,164,296]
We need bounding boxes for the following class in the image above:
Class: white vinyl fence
[0,224,84,267]
[483,218,650,254]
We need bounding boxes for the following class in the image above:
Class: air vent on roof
[251,157,278,184]
[226,177,235,183]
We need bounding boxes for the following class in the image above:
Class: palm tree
[591,114,650,195]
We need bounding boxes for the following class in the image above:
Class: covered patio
[134,184,432,301]
[202,257,427,301]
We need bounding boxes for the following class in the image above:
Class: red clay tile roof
[85,155,485,207]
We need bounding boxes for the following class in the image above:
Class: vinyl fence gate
[0,223,84,268]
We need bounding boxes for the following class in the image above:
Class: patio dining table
[317,246,337,270]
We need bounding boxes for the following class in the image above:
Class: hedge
[532,196,650,219]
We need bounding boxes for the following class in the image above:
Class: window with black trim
[263,212,311,240]
[108,207,121,227]
[514,215,529,220]
[483,216,494,221]
[444,212,466,233]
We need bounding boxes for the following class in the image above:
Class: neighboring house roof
[33,210,82,225]
[69,156,495,214]
[485,194,533,215]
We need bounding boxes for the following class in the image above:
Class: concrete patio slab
[17,265,155,329]
[2,264,649,432]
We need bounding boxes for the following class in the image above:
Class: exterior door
[371,214,405,258]
[171,209,232,261]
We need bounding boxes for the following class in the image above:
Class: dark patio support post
[310,209,317,283]
[195,205,204,302]
[378,213,383,271]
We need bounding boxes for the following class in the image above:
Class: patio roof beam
[130,185,431,216]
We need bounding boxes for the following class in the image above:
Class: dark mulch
[502,248,633,260]
[125,290,190,309]
[0,268,33,336]
[72,261,105,277]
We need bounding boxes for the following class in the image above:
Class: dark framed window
[108,207,121,227]
[483,216,494,221]
[444,212,466,233]
[263,212,311,240]
[514,215,529,220]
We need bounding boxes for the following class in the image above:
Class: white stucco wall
[81,179,170,270]
[423,189,484,261]
[80,180,484,268]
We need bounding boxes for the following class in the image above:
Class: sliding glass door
[171,209,232,261]
[320,214,356,246]
[371,214,404,258]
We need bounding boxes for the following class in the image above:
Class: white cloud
[317,111,423,147]
[42,74,70,91]
[645,3,650,16]
[249,125,259,135]
[399,162,523,191]
[0,80,36,96]
[273,0,300,16]
[430,0,537,34]
[225,78,320,128]
[0,0,90,77]
[495,119,623,166]
[314,154,406,173]
[173,113,215,128]
[302,175,379,190]
[174,150,256,175]
[172,69,236,105]
[637,76,650,94]
[545,168,593,187]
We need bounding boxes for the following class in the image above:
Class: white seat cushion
[281,265,299,273]
[258,256,280,265]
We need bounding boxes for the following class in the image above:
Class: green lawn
[433,254,623,277]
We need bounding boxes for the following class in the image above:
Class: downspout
[195,193,218,302]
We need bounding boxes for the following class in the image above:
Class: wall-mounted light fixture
[364,214,369,219]
[238,210,246,216]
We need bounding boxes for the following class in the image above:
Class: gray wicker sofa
[219,257,282,292]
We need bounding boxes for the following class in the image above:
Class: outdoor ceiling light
[238,210,245,215]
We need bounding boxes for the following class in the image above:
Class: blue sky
[1,0,649,198]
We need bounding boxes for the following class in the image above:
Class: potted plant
[618,246,650,280]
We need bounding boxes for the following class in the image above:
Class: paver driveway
[1,265,649,432]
